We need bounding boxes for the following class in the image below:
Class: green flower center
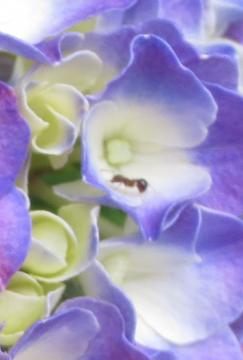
[105,137,133,166]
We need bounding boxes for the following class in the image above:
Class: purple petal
[194,206,243,325]
[173,329,243,360]
[140,20,239,90]
[0,353,10,360]
[0,34,51,64]
[81,262,136,341]
[186,53,239,90]
[161,203,201,253]
[0,188,31,290]
[83,205,243,346]
[0,82,30,197]
[103,35,216,132]
[214,0,243,43]
[119,0,159,26]
[158,0,204,37]
[232,312,243,344]
[140,19,197,64]
[152,352,175,360]
[36,33,85,63]
[10,309,99,359]
[77,20,195,87]
[98,0,204,38]
[154,329,243,360]
[78,27,136,77]
[0,0,136,44]
[97,0,160,31]
[0,0,136,62]
[41,18,237,90]
[82,35,216,239]
[225,18,243,43]
[197,84,243,214]
[59,297,149,360]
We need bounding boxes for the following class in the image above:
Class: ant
[111,174,148,193]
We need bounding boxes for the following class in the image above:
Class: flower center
[105,137,133,166]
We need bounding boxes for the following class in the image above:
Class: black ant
[111,174,148,193]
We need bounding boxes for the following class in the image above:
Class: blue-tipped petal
[103,35,216,136]
[82,35,217,239]
[59,297,149,360]
[197,84,243,214]
[10,308,99,360]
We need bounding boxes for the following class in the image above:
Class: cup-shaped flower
[82,34,217,239]
[0,271,64,347]
[80,204,243,351]
[80,24,243,218]
[54,24,243,220]
[22,204,98,283]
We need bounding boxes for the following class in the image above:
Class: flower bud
[16,50,101,162]
[0,272,64,346]
[22,205,98,283]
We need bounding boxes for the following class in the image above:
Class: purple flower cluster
[1,0,243,359]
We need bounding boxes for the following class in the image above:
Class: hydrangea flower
[54,25,243,238]
[80,204,243,350]
[80,35,218,239]
[1,1,243,359]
